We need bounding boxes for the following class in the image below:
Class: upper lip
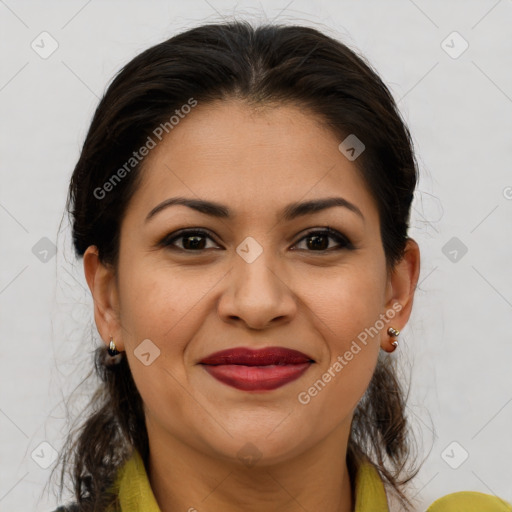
[199,347,315,366]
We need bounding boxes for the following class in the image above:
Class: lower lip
[202,363,312,391]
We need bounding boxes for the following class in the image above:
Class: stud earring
[386,327,400,352]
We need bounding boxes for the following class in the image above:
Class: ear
[383,238,421,332]
[83,245,124,351]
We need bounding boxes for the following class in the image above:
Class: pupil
[184,235,205,250]
[307,235,328,250]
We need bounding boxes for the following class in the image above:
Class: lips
[199,347,314,391]
[200,347,313,366]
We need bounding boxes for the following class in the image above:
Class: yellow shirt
[109,449,511,511]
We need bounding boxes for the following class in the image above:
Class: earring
[105,335,123,365]
[386,327,400,353]
[108,336,120,356]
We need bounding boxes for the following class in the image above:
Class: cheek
[295,262,385,411]
[301,260,386,345]
[116,262,223,410]
[117,259,220,344]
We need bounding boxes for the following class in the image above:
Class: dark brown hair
[52,20,422,511]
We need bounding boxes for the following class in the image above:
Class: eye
[160,229,220,252]
[293,227,353,252]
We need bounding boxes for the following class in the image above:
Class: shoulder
[427,491,512,511]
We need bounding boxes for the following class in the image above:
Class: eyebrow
[145,196,364,224]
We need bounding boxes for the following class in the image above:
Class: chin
[203,427,315,469]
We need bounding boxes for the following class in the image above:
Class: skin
[84,99,420,512]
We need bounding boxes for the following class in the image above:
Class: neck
[146,419,354,512]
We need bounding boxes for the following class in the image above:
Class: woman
[50,20,511,512]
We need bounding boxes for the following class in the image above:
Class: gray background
[1,0,511,510]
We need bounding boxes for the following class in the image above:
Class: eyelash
[159,227,354,253]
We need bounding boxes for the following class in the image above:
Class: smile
[199,346,315,391]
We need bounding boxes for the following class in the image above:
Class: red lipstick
[199,347,314,391]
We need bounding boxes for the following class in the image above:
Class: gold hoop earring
[105,335,123,365]
[108,336,120,356]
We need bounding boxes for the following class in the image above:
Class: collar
[112,449,389,511]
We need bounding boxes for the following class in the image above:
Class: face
[87,99,411,467]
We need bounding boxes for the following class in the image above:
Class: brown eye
[162,229,219,252]
[293,228,353,252]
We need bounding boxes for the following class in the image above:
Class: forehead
[125,99,378,227]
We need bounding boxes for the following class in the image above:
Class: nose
[217,248,297,331]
